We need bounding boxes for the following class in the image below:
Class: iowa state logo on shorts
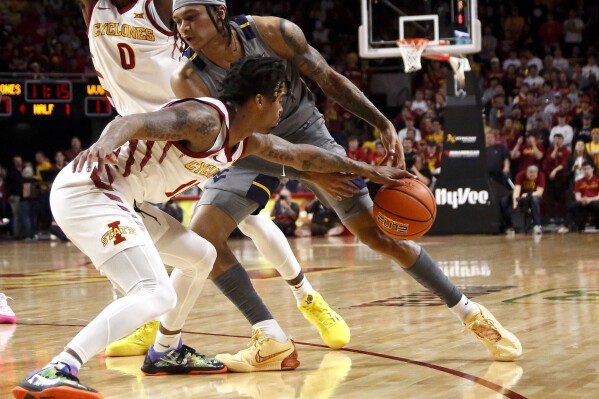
[101,221,136,247]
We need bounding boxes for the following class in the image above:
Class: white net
[396,39,429,73]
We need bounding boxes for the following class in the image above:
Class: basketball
[373,179,436,240]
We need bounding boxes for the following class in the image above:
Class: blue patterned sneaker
[12,362,102,399]
[141,343,227,375]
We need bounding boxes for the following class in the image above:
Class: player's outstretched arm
[245,134,414,186]
[256,16,404,167]
[72,101,221,173]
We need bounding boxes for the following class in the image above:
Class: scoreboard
[0,80,116,119]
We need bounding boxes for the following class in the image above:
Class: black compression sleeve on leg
[212,263,273,325]
[404,249,463,307]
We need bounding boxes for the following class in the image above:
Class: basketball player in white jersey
[12,56,414,399]
[170,0,522,371]
[81,0,179,114]
[79,0,353,359]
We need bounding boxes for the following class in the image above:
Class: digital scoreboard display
[0,80,116,119]
[25,81,72,102]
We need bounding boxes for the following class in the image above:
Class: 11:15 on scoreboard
[25,81,72,103]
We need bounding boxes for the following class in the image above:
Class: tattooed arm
[245,134,414,186]
[72,100,221,172]
[253,16,404,168]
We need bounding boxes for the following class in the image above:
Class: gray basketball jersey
[184,15,318,140]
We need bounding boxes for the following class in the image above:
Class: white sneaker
[0,293,16,324]
[216,330,299,372]
[532,225,543,235]
[557,226,569,234]
[465,304,523,361]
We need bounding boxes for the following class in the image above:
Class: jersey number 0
[117,43,136,70]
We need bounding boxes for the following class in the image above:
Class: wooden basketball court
[1,233,598,398]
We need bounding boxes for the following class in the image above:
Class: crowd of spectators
[0,0,92,75]
[0,136,80,240]
[1,0,599,237]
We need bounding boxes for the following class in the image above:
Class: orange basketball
[373,179,436,240]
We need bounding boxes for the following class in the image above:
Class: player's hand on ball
[300,171,359,200]
[367,166,415,185]
[379,121,405,169]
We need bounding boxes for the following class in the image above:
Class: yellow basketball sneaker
[298,292,350,349]
[215,330,300,372]
[105,321,159,357]
[465,304,522,361]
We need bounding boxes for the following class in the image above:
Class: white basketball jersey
[87,0,180,115]
[86,98,247,204]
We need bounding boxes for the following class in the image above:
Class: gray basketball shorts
[198,111,373,224]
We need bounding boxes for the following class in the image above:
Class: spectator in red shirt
[368,141,385,166]
[499,117,522,150]
[538,13,563,47]
[345,136,368,162]
[423,140,442,176]
[563,161,599,232]
[486,58,506,83]
[512,165,545,234]
[51,151,68,171]
[510,133,544,173]
[63,136,83,162]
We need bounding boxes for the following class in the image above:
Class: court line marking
[16,322,527,399]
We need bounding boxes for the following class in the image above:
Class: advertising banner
[428,74,501,234]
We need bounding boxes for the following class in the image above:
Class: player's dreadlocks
[220,56,287,106]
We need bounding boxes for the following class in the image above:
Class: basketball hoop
[422,54,470,90]
[396,38,429,73]
[396,38,471,95]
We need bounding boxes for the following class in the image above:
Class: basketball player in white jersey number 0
[85,0,179,115]
[12,56,415,399]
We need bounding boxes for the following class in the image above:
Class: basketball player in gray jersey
[172,0,522,371]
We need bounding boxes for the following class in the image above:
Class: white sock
[154,331,181,352]
[449,295,479,323]
[50,351,82,375]
[292,275,314,302]
[252,319,288,343]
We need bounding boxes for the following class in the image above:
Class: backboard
[359,0,481,59]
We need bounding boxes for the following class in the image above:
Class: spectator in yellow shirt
[585,129,599,168]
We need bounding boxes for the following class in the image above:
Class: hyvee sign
[428,78,501,234]
[435,187,490,209]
